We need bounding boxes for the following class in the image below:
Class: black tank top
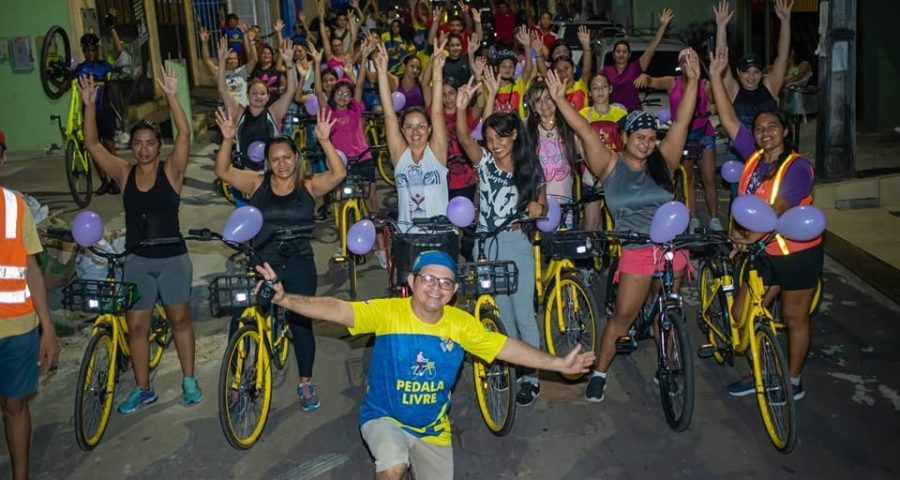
[248,174,316,264]
[733,84,778,128]
[123,163,187,258]
[237,108,277,172]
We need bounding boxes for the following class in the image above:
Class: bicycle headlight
[235,292,248,303]
[343,186,353,195]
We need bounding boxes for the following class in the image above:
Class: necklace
[539,120,556,138]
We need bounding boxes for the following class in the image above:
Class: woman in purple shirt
[600,8,673,112]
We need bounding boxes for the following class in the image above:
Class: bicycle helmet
[80,33,100,48]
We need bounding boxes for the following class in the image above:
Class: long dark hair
[483,113,544,204]
[752,109,794,179]
[524,81,579,176]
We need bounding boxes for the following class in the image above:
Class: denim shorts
[0,327,39,399]
[687,125,716,151]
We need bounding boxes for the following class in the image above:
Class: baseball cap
[80,33,100,48]
[411,250,457,276]
[737,54,763,72]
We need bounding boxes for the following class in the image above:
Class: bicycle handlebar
[346,144,388,164]
[187,225,315,262]
[43,228,182,263]
[604,228,733,250]
[558,187,605,214]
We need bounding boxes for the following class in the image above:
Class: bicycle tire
[270,307,291,370]
[376,150,395,187]
[148,305,171,370]
[657,310,694,432]
[754,323,797,453]
[74,328,116,450]
[699,263,734,366]
[218,324,272,450]
[40,25,72,100]
[65,139,93,208]
[543,270,599,382]
[472,307,516,436]
[346,207,359,300]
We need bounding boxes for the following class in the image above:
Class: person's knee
[0,397,29,418]
[781,301,810,329]
[375,463,409,480]
[167,312,193,332]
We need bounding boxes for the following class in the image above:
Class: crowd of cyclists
[0,0,826,478]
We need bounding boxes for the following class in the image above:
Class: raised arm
[308,41,328,106]
[273,18,285,49]
[429,43,449,165]
[658,49,700,171]
[374,43,408,163]
[764,0,793,98]
[155,67,190,187]
[106,8,123,59]
[427,6,442,46]
[515,27,535,82]
[199,28,218,76]
[708,46,740,141]
[577,25,592,78]
[216,39,243,120]
[472,8,484,46]
[307,109,348,197]
[213,107,264,196]
[713,1,739,98]
[545,69,616,181]
[639,8,673,71]
[318,1,334,59]
[481,67,500,119]
[77,76,130,186]
[244,22,259,73]
[455,79,485,164]
[270,39,298,121]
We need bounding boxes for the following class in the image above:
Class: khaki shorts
[360,418,453,480]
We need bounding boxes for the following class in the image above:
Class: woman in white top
[373,36,449,231]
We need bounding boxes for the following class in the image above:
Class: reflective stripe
[767,153,801,256]
[0,285,31,304]
[0,265,27,279]
[3,188,17,240]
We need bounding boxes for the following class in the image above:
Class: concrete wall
[0,0,74,152]
[631,0,711,34]
[858,0,900,133]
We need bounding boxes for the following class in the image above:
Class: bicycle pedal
[615,336,638,354]
[697,344,716,359]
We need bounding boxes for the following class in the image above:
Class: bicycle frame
[337,197,365,257]
[230,305,273,394]
[531,231,579,333]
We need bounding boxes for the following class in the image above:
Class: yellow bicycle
[44,230,173,450]
[189,225,312,450]
[363,112,394,186]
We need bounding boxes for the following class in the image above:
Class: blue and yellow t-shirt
[349,297,507,446]
[74,60,114,110]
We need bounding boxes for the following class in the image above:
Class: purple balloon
[247,141,266,163]
[447,196,476,227]
[721,160,743,184]
[70,57,79,69]
[347,219,376,255]
[776,205,826,241]
[657,109,671,124]
[223,206,263,243]
[337,149,348,166]
[333,66,345,78]
[650,201,690,243]
[537,196,562,232]
[72,211,104,247]
[514,60,525,80]
[304,95,319,115]
[391,91,406,112]
[731,195,777,233]
[470,119,484,141]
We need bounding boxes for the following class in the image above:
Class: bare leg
[595,273,653,372]
[779,289,815,377]
[126,309,153,388]
[1,397,31,480]
[699,148,718,219]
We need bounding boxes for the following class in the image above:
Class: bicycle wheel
[270,307,291,370]
[40,26,72,99]
[65,140,93,208]
[376,151,395,187]
[74,328,117,450]
[148,305,172,371]
[657,310,694,432]
[346,207,359,299]
[219,324,273,450]
[471,307,516,436]
[754,323,797,453]
[543,270,599,381]
[698,263,733,366]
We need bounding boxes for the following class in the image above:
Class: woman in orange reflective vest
[709,47,822,401]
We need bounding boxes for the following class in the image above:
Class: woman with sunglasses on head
[213,108,347,411]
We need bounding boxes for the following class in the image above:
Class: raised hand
[682,48,700,82]
[471,55,486,77]
[515,25,531,47]
[77,75,98,106]
[714,0,734,26]
[217,38,230,62]
[308,41,322,63]
[155,66,179,96]
[372,43,389,72]
[274,18,284,33]
[709,46,729,77]
[456,78,481,110]
[314,108,336,141]
[199,26,210,42]
[483,67,501,93]
[297,10,306,24]
[470,32,480,47]
[774,0,793,21]
[280,38,294,65]
[471,8,481,24]
[577,25,591,47]
[659,7,674,26]
[431,48,446,77]
[215,107,237,140]
[544,69,565,101]
[238,20,249,33]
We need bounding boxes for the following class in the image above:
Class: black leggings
[271,257,318,378]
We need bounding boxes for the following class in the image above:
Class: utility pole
[815,0,856,181]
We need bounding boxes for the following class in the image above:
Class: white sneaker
[373,250,387,269]
[689,217,701,233]
[709,217,724,231]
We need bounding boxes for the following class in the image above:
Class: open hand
[215,107,237,140]
[714,0,734,26]
[659,7,674,26]
[37,327,59,376]
[199,26,210,42]
[155,66,179,96]
[774,0,793,22]
[544,69,565,101]
[557,344,596,376]
[77,75,98,106]
[709,46,729,77]
[314,108,336,141]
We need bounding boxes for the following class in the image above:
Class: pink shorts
[614,246,692,283]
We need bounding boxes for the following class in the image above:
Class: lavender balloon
[391,91,406,112]
[72,211,104,247]
[247,141,266,163]
[731,195,777,232]
[470,119,484,141]
[776,205,826,241]
[720,160,743,184]
[514,60,525,80]
[333,66,344,78]
[657,109,671,124]
[223,206,263,243]
[347,220,376,255]
[446,196,475,227]
[649,201,689,243]
[337,150,348,166]
[537,196,562,232]
[304,95,319,115]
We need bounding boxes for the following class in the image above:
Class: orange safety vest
[737,150,822,256]
[0,188,34,317]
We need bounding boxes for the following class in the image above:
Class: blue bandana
[621,111,658,133]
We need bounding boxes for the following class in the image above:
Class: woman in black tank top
[79,67,203,410]
[214,107,347,410]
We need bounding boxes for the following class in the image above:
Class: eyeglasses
[335,90,352,97]
[403,123,429,131]
[415,273,456,290]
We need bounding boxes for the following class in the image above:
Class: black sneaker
[516,381,540,407]
[585,375,607,402]
[726,374,755,397]
[792,381,805,400]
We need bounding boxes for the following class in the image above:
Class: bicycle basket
[209,275,259,317]
[392,230,460,286]
[541,230,605,260]
[457,261,518,297]
[63,279,140,314]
